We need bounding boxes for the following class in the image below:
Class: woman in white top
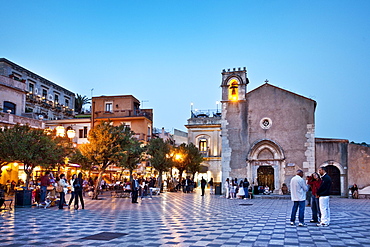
[224,178,230,199]
[58,174,68,210]
[68,174,77,208]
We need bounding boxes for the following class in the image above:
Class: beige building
[186,110,222,183]
[92,95,153,143]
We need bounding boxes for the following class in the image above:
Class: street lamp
[67,129,76,140]
[56,126,65,137]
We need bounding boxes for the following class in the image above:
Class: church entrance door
[326,165,340,195]
[257,166,274,192]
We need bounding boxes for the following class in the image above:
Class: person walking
[307,172,322,223]
[73,173,84,210]
[68,174,77,209]
[316,166,332,227]
[200,176,207,196]
[290,169,308,226]
[208,178,214,195]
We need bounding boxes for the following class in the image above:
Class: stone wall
[348,143,370,189]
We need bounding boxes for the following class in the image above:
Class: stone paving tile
[1,191,370,246]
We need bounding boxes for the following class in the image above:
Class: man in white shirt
[290,169,308,226]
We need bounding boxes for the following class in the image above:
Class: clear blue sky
[1,1,369,143]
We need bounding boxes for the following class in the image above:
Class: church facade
[186,68,370,197]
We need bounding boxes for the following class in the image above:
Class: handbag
[56,185,63,193]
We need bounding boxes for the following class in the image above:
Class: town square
[1,191,370,247]
[1,1,370,247]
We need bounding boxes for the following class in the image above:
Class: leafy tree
[146,138,173,190]
[172,143,188,183]
[172,143,204,183]
[74,94,90,114]
[0,124,69,189]
[118,138,145,180]
[78,121,134,199]
[69,149,94,177]
[185,143,204,180]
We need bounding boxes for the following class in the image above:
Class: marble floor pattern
[1,190,370,247]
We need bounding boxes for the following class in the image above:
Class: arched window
[228,79,238,101]
[3,101,16,114]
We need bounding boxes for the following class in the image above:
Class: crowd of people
[223,177,252,199]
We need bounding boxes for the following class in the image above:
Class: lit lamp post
[67,129,76,141]
[55,126,65,137]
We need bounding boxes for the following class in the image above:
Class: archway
[320,161,345,196]
[257,166,274,192]
[247,139,285,194]
[326,165,341,195]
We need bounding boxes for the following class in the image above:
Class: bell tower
[220,67,249,184]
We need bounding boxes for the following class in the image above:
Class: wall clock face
[260,117,272,129]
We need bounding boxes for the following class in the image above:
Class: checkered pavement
[1,190,370,246]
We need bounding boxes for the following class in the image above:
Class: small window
[54,94,59,104]
[65,99,69,108]
[29,83,34,93]
[105,103,113,112]
[3,101,16,114]
[83,127,88,138]
[79,129,83,138]
[199,139,207,152]
[42,89,47,99]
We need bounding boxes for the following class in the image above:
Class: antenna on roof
[141,100,149,108]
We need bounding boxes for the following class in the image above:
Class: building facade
[187,68,370,196]
[0,58,75,121]
[91,95,153,143]
[186,110,222,183]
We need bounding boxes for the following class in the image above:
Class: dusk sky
[1,1,369,143]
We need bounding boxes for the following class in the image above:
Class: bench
[1,199,13,210]
[358,186,370,199]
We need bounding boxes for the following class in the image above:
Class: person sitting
[350,184,359,199]
[263,185,271,195]
[281,183,289,195]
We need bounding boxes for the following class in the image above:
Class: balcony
[94,109,153,121]
[0,75,26,91]
[0,112,43,128]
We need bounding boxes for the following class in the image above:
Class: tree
[146,138,173,190]
[74,94,90,114]
[69,149,94,177]
[185,143,204,180]
[118,138,145,180]
[0,124,69,189]
[172,143,188,183]
[78,121,134,199]
[172,143,204,183]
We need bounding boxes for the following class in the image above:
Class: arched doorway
[247,139,285,194]
[320,161,345,196]
[257,166,274,191]
[326,165,340,195]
